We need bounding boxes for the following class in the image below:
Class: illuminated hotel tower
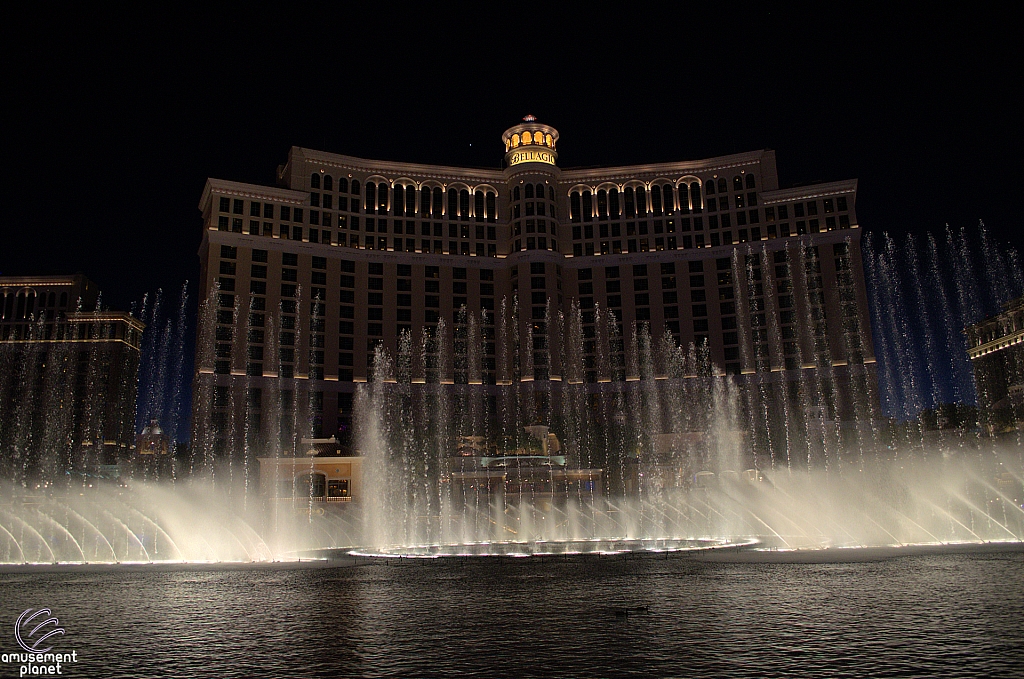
[193,117,876,458]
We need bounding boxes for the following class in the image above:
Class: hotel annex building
[194,118,876,457]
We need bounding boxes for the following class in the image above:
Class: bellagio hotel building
[194,117,876,452]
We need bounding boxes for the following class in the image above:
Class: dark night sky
[2,7,1019,314]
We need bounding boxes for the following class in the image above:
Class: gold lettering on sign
[509,150,555,166]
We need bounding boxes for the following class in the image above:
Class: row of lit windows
[309,174,357,193]
[216,218,501,256]
[361,183,499,222]
[512,184,555,202]
[1,290,73,321]
[505,130,556,151]
[568,219,852,257]
[568,176,758,223]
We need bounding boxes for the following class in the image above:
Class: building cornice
[968,328,1024,360]
[291,147,505,185]
[199,179,309,212]
[0,276,85,287]
[760,180,858,204]
[557,151,771,185]
[66,311,146,331]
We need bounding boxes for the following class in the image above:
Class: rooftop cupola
[502,115,559,168]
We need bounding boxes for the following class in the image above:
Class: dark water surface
[1,548,1022,678]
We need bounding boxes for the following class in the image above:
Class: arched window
[459,189,470,220]
[420,187,431,217]
[432,187,443,217]
[393,185,404,216]
[310,173,321,189]
[48,292,55,307]
[597,189,608,219]
[447,188,458,218]
[511,133,520,147]
[513,186,521,202]
[690,184,703,212]
[651,186,663,215]
[365,182,375,213]
[636,186,647,215]
[536,183,545,199]
[718,178,727,193]
[406,185,417,216]
[323,175,333,191]
[338,177,348,193]
[733,175,743,192]
[706,181,716,195]
[624,187,636,218]
[663,185,675,214]
[351,180,360,195]
[475,190,485,222]
[525,184,534,199]
[486,192,496,222]
[678,184,691,213]
[570,192,581,222]
[745,174,756,189]
[59,292,68,308]
[582,191,593,221]
[377,183,388,214]
[548,186,555,201]
[609,188,620,218]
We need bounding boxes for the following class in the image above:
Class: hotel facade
[0,275,145,481]
[193,118,877,462]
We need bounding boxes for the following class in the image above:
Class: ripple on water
[0,547,1021,678]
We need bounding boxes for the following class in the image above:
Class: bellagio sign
[508,149,555,166]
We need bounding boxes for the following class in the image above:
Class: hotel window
[635,187,647,215]
[474,191,485,221]
[365,183,376,213]
[486,192,496,222]
[447,188,458,218]
[392,185,404,216]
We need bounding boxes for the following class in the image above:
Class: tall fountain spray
[2,225,1023,564]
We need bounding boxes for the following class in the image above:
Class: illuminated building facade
[193,118,877,460]
[0,275,145,481]
[966,296,1024,436]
